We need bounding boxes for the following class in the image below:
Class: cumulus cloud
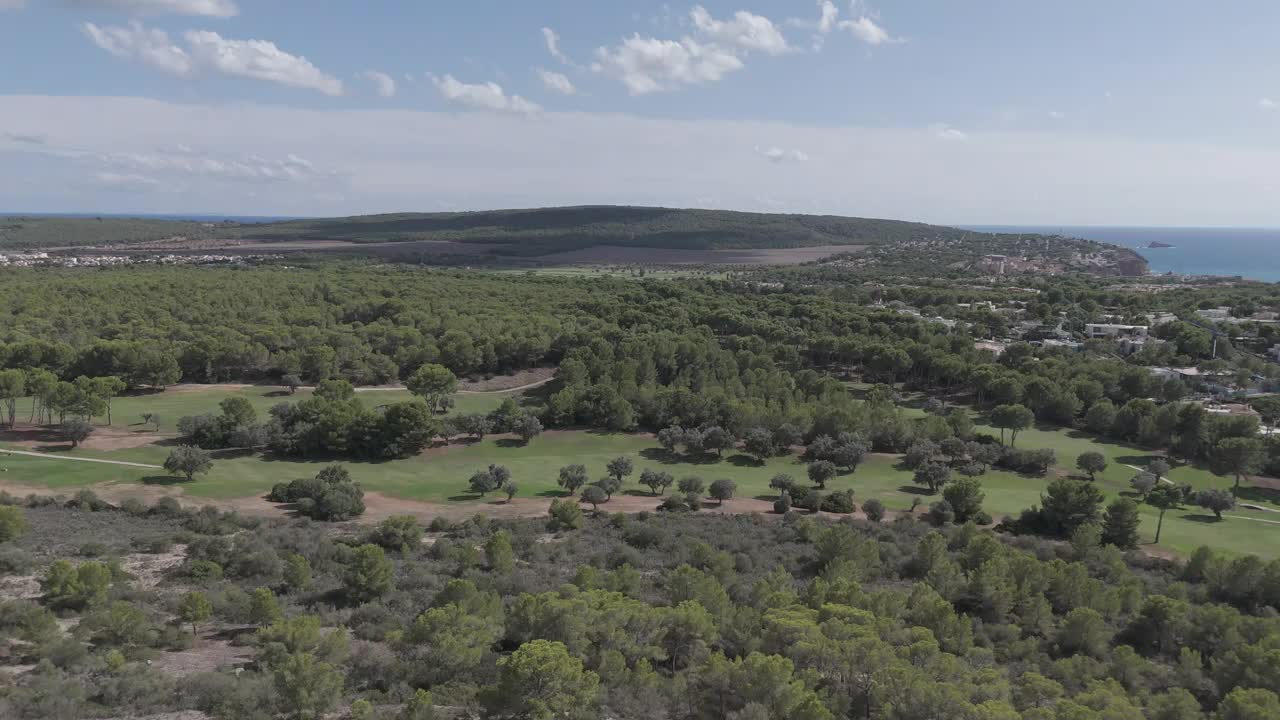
[82,22,343,95]
[1260,98,1277,110]
[431,75,541,114]
[542,27,573,65]
[594,6,798,94]
[931,123,967,140]
[593,34,743,95]
[536,69,576,95]
[70,0,238,17]
[756,146,809,163]
[362,70,397,98]
[787,1,840,50]
[83,21,193,76]
[839,15,898,45]
[185,31,343,95]
[690,5,790,55]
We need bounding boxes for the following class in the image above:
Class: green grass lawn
[3,397,1277,558]
[7,385,523,436]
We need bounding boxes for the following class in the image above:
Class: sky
[3,0,1280,225]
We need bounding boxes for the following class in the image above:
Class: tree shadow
[1180,513,1222,524]
[447,493,485,502]
[535,489,570,498]
[639,448,683,465]
[121,387,167,398]
[1115,455,1159,467]
[726,454,762,468]
[209,448,256,460]
[622,489,659,497]
[494,438,527,449]
[1237,486,1280,506]
[264,390,292,398]
[141,475,188,486]
[897,485,935,496]
[752,494,780,502]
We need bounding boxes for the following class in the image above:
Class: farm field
[1,385,1277,558]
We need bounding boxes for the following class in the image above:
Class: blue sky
[3,0,1280,224]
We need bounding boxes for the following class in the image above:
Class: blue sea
[966,226,1280,283]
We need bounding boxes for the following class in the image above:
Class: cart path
[0,449,162,469]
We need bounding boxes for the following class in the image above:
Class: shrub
[0,505,28,542]
[547,499,584,531]
[0,545,34,575]
[927,500,955,526]
[773,492,792,515]
[659,495,691,512]
[368,515,422,552]
[821,489,857,514]
[269,465,365,521]
[861,498,885,523]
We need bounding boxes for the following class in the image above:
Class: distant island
[1144,241,1175,249]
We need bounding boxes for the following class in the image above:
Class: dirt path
[1223,514,1280,526]
[0,449,161,469]
[458,377,552,394]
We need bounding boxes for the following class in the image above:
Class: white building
[1085,323,1150,340]
[1196,307,1233,322]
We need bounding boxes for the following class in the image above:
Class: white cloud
[362,70,397,98]
[97,149,324,183]
[183,31,343,95]
[690,5,790,55]
[594,7,796,94]
[431,74,541,114]
[70,0,238,17]
[1260,98,1277,110]
[542,27,572,65]
[787,1,840,50]
[93,171,162,191]
[82,22,344,95]
[931,123,967,140]
[536,69,576,95]
[839,16,898,45]
[83,21,193,76]
[756,146,809,163]
[593,34,744,95]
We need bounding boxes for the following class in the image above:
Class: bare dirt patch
[151,631,254,677]
[0,574,41,601]
[1,423,175,451]
[121,546,188,590]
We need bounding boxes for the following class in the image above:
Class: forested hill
[219,206,968,251]
[5,206,989,252]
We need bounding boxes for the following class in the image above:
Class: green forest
[0,240,1278,719]
[3,207,1057,254]
[0,495,1278,719]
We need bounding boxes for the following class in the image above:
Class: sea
[965,225,1280,283]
